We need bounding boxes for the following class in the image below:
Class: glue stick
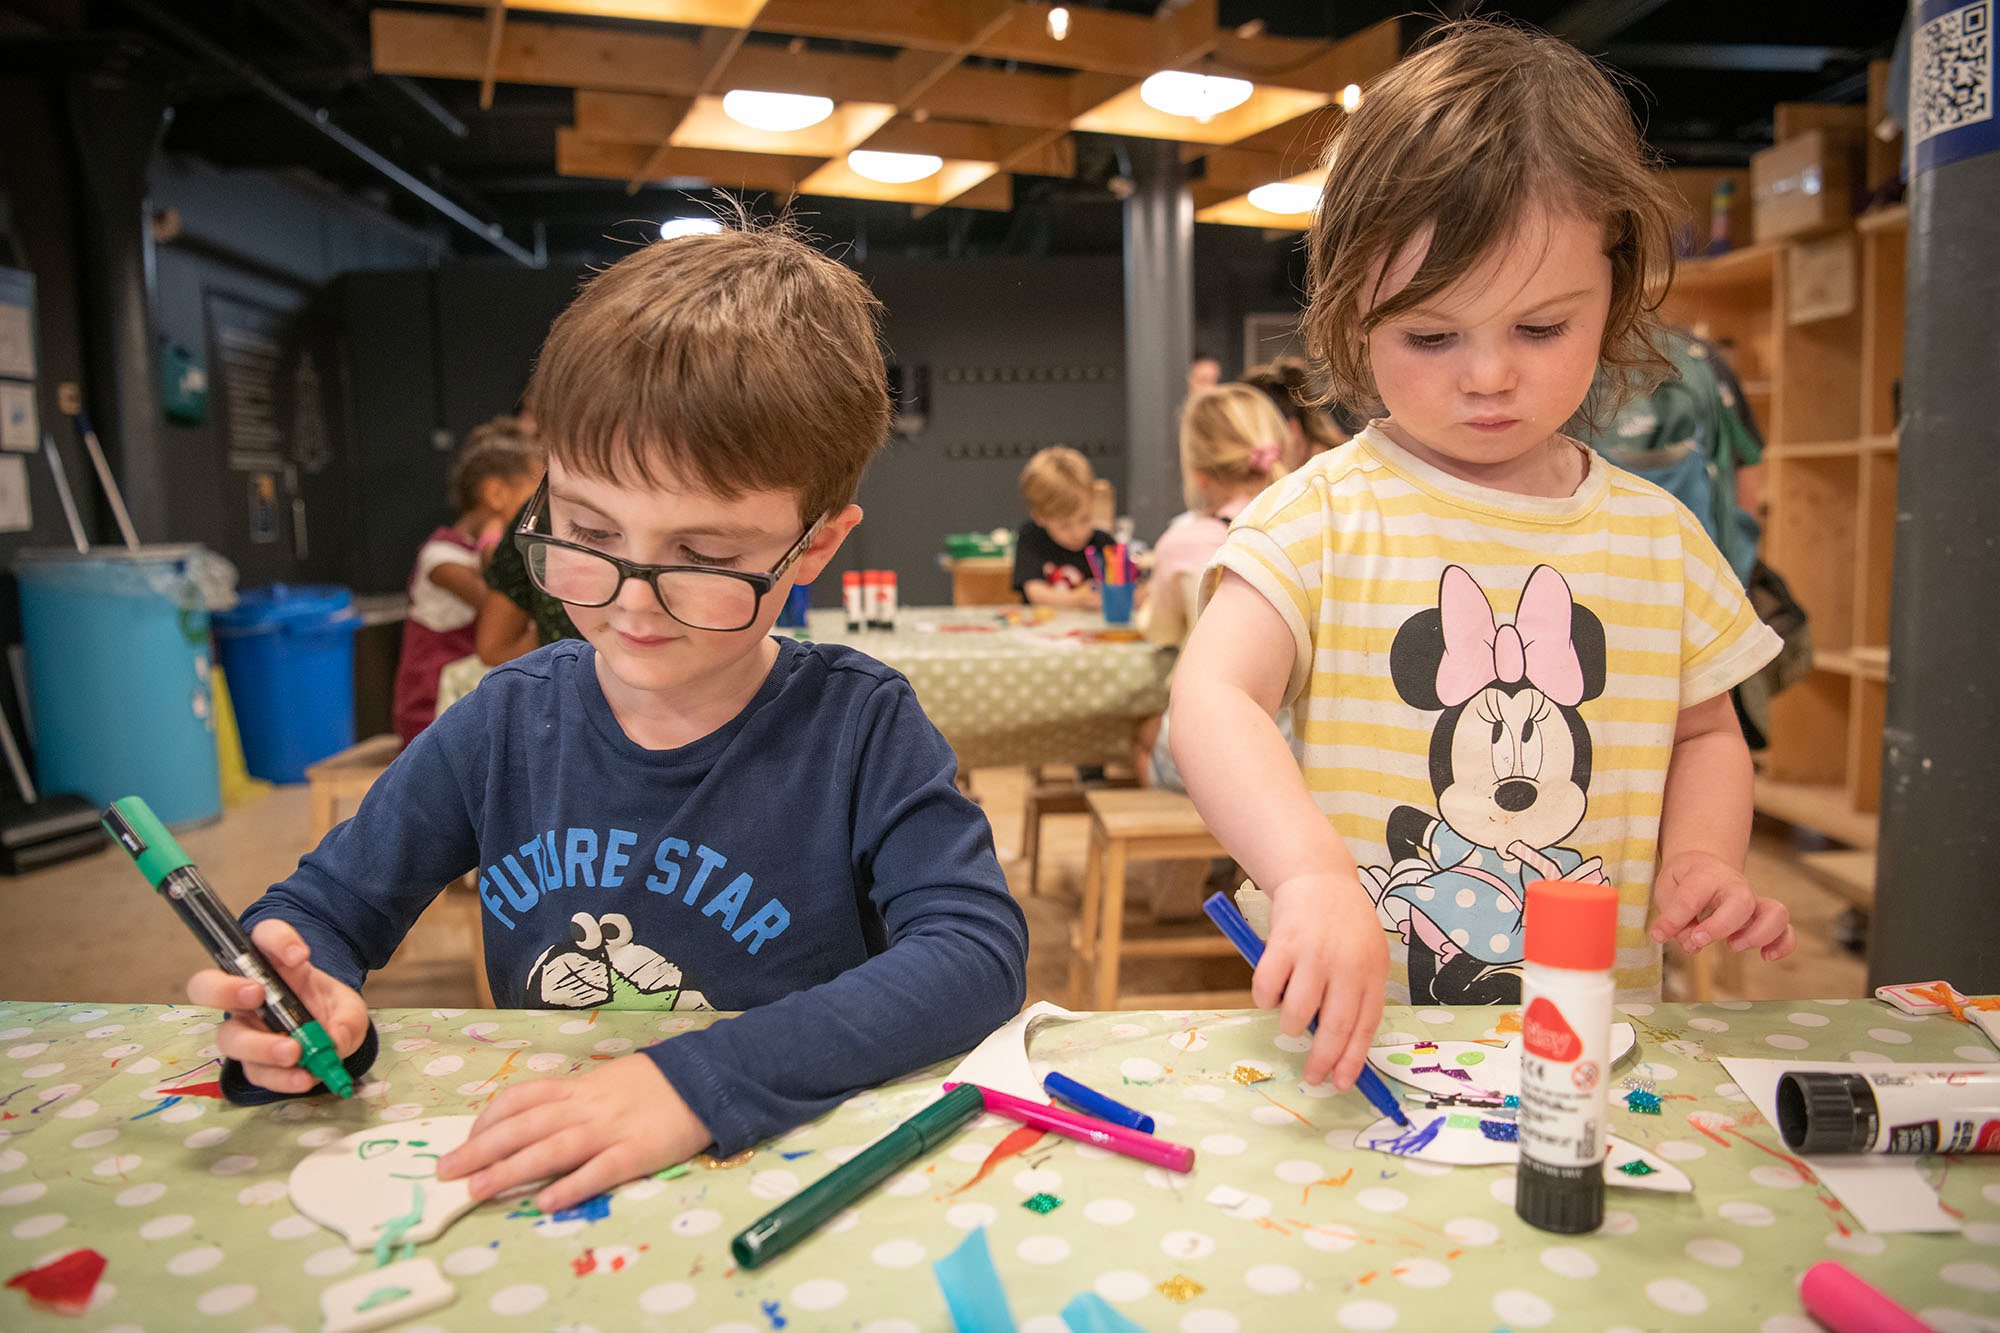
[843,570,863,632]
[1777,1068,2000,1155]
[881,571,898,630]
[1515,878,1618,1234]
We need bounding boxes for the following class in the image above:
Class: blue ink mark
[130,1096,181,1121]
[1367,1114,1445,1157]
[549,1194,611,1224]
[1478,1119,1519,1143]
[761,1299,787,1329]
[779,1150,814,1160]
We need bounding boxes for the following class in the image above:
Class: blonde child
[1012,445,1114,609]
[187,223,1027,1213]
[1171,21,1794,1093]
[391,419,542,741]
[1240,357,1352,470]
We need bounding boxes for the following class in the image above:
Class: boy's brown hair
[1305,20,1681,424]
[1018,446,1095,522]
[525,219,890,524]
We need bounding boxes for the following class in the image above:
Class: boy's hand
[437,1055,711,1213]
[187,919,370,1095]
[1651,850,1795,960]
[1260,874,1389,1089]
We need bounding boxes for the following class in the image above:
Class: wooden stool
[1022,764,1137,897]
[304,734,404,842]
[1067,788,1250,1009]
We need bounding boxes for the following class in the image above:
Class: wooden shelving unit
[1663,203,1905,862]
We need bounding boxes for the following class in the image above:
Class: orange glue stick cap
[1523,879,1618,971]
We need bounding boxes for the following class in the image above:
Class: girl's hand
[1651,850,1795,960]
[1259,875,1389,1088]
[437,1055,711,1213]
[186,919,371,1095]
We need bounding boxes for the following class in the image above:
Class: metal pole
[1121,138,1195,541]
[1870,0,2000,994]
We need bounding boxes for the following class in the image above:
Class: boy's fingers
[240,1062,317,1096]
[445,1100,569,1188]
[536,1147,636,1215]
[467,1127,591,1203]
[188,969,266,1013]
[249,919,316,989]
[216,1022,299,1069]
[467,1078,568,1140]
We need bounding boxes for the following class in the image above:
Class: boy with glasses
[182,223,1029,1215]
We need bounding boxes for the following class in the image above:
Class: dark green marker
[101,796,353,1098]
[731,1082,983,1268]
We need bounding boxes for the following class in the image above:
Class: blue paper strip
[1061,1292,1148,1333]
[933,1227,1017,1333]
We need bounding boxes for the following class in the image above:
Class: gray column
[1121,138,1194,540]
[67,70,169,543]
[1870,75,2000,992]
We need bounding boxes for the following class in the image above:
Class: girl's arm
[1022,579,1099,610]
[1651,692,1794,959]
[429,560,488,612]
[1169,570,1387,1087]
[475,590,538,665]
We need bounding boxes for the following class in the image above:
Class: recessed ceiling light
[659,217,723,240]
[722,89,835,133]
[1047,5,1070,41]
[1138,71,1254,123]
[847,150,944,184]
[1246,182,1318,215]
[1340,83,1363,113]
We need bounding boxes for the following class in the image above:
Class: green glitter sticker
[1618,1159,1657,1177]
[1023,1192,1063,1214]
[1455,1051,1486,1066]
[1446,1113,1480,1129]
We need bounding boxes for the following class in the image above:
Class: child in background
[186,222,1028,1214]
[1171,21,1795,1093]
[1012,445,1115,609]
[391,419,542,741]
[1239,357,1355,470]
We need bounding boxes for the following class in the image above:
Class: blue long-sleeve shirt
[235,638,1028,1154]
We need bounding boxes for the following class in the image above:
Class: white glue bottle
[1777,1068,2000,1154]
[1515,878,1618,1234]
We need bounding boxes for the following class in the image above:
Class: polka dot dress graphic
[0,1000,1997,1328]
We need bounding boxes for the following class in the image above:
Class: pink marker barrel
[1798,1261,1929,1333]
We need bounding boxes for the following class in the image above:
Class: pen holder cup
[1101,583,1134,626]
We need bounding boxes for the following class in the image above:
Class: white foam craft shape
[289,1115,480,1250]
[319,1256,456,1333]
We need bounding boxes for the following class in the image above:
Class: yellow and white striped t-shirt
[1205,426,1780,1003]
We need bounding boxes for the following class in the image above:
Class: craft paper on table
[1366,1023,1636,1100]
[1716,1058,1960,1234]
[319,1256,456,1333]
[289,1116,480,1250]
[1874,981,1967,1016]
[946,1001,1085,1103]
[1356,1111,1692,1192]
[933,1226,1017,1333]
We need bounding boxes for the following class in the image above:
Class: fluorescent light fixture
[721,89,835,134]
[1340,83,1363,113]
[1047,5,1070,40]
[659,217,723,240]
[1246,182,1318,215]
[847,150,943,184]
[1138,71,1253,123]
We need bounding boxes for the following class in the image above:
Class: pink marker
[946,1082,1195,1173]
[1798,1261,1929,1333]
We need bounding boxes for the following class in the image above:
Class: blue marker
[1201,892,1409,1127]
[1043,1071,1155,1135]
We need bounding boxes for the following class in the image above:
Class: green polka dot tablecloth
[438,609,1173,773]
[2,1000,1996,1331]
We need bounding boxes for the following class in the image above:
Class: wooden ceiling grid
[370,1,1399,224]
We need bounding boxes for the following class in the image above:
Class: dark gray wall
[842,255,1128,605]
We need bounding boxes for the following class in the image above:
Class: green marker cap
[102,796,192,889]
[295,1020,354,1099]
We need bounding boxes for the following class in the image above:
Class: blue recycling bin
[212,584,360,784]
[14,546,222,828]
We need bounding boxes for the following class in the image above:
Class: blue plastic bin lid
[212,583,353,635]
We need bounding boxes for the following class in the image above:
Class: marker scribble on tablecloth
[1366,1115,1444,1157]
[953,1125,1045,1195]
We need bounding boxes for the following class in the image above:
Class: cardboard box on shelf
[1752,129,1862,243]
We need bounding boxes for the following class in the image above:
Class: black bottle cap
[1515,1154,1604,1235]
[1776,1072,1877,1153]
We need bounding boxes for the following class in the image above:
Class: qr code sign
[1912,0,1993,145]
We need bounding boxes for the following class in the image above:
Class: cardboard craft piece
[290,1116,479,1251]
[1355,1110,1692,1192]
[320,1256,456,1333]
[945,1001,1086,1104]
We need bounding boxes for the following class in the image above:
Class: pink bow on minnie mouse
[1434,564,1586,707]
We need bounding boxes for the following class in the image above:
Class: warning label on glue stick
[1519,994,1609,1168]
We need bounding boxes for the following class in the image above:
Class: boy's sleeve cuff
[220,1020,381,1107]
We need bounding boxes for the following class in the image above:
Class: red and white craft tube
[880,571,898,630]
[842,570,863,632]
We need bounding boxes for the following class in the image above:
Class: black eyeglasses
[513,479,822,632]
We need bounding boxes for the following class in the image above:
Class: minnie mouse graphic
[1361,564,1609,1005]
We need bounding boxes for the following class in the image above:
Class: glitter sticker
[1230,1064,1272,1086]
[1625,1090,1663,1115]
[1022,1192,1063,1214]
[1157,1275,1204,1303]
[1478,1119,1519,1143]
[1618,1159,1657,1177]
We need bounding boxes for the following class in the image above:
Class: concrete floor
[0,769,1866,1011]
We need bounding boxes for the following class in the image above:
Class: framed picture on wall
[1242,310,1305,371]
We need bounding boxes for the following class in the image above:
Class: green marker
[731,1082,983,1269]
[101,796,353,1098]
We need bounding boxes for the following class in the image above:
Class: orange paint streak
[1446,1249,1465,1260]
[586,1009,599,1027]
[1256,1217,1294,1236]
[474,1051,519,1092]
[1356,1271,1379,1285]
[1724,1126,1820,1185]
[1302,1167,1353,1205]
[1254,1089,1313,1128]
[952,1125,1045,1195]
[1689,1114,1735,1148]
[1494,1011,1523,1035]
